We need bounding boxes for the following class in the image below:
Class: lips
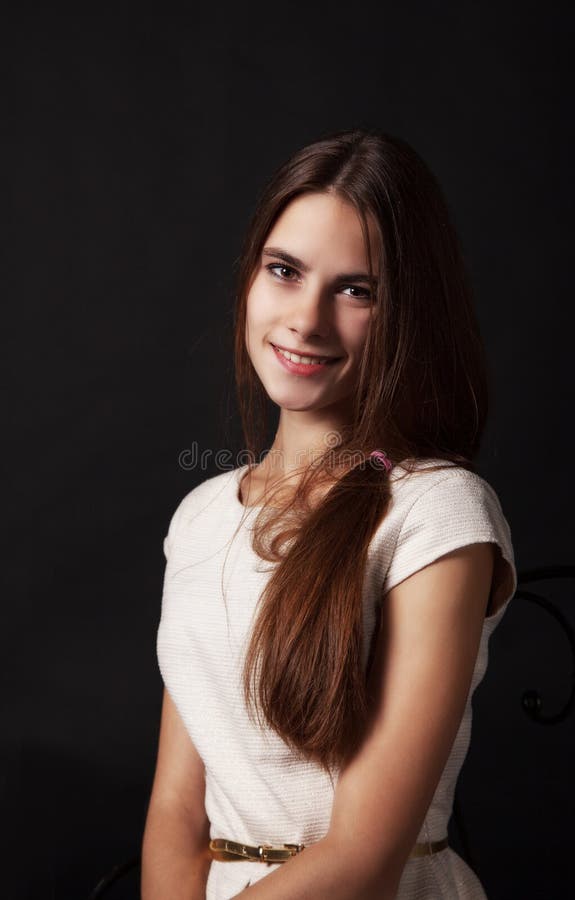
[270,342,342,361]
[270,343,344,376]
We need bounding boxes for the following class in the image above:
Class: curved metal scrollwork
[515,565,575,724]
[452,564,574,876]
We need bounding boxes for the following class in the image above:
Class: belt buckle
[257,842,304,863]
[283,842,304,855]
[257,844,273,862]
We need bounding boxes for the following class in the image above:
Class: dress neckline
[234,464,264,509]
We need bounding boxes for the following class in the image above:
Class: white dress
[157,459,517,899]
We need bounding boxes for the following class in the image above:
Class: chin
[268,393,321,411]
[264,385,325,409]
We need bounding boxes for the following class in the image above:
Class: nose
[286,282,332,341]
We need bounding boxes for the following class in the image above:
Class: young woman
[141,129,517,900]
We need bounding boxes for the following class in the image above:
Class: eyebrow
[262,246,377,284]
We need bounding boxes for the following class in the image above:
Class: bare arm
[141,687,212,900]
[230,543,495,899]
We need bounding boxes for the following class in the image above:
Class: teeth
[275,346,331,365]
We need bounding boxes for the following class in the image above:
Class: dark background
[3,7,574,899]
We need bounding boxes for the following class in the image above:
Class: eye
[341,285,373,301]
[266,263,299,282]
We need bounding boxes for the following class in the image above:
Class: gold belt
[209,836,449,864]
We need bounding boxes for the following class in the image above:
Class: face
[245,191,379,422]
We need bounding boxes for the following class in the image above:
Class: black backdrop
[3,8,574,899]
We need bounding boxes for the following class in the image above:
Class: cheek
[246,274,273,323]
[335,308,372,351]
[245,279,273,353]
[248,272,274,319]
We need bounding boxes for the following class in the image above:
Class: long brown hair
[232,128,490,774]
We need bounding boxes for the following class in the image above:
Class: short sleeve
[162,494,190,562]
[384,470,518,619]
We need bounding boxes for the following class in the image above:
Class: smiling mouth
[270,343,343,364]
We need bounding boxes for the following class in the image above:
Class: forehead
[265,192,379,269]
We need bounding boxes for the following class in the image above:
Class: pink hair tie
[369,450,393,473]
